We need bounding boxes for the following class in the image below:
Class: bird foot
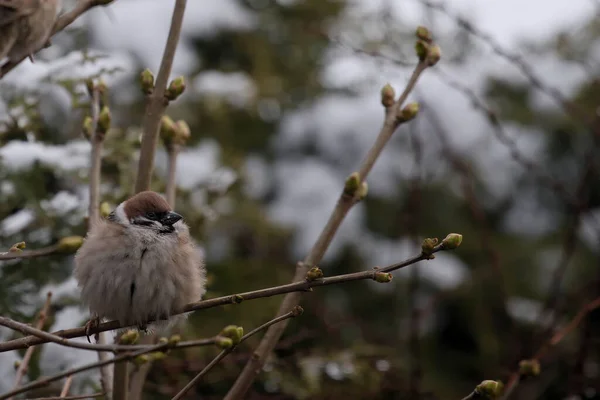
[84,315,101,343]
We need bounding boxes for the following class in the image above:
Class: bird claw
[84,316,100,343]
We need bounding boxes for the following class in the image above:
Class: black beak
[161,211,183,226]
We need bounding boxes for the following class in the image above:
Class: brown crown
[123,191,172,218]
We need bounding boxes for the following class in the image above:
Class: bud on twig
[415,40,429,61]
[97,106,111,134]
[216,336,233,349]
[100,202,112,218]
[357,182,368,200]
[518,359,540,378]
[9,242,26,252]
[165,76,186,101]
[169,334,182,345]
[380,84,396,107]
[291,305,304,316]
[140,68,155,94]
[441,233,463,250]
[220,325,244,345]
[475,380,504,399]
[415,26,432,43]
[57,236,84,253]
[421,238,439,258]
[160,116,178,142]
[82,116,94,140]
[397,102,419,123]
[133,355,150,366]
[374,271,393,283]
[158,337,169,345]
[426,45,441,66]
[149,351,167,361]
[344,172,361,196]
[175,120,191,144]
[306,267,324,281]
[119,330,140,344]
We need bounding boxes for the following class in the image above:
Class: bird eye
[146,212,157,219]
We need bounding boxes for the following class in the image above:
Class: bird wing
[0,0,39,26]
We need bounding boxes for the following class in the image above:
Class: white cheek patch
[115,202,130,225]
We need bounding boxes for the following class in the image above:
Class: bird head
[110,191,183,234]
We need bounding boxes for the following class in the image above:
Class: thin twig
[0,317,161,352]
[420,0,589,124]
[0,343,170,400]
[87,87,113,400]
[499,295,600,399]
[26,394,104,400]
[0,0,117,78]
[8,292,53,400]
[0,245,60,261]
[113,334,129,400]
[171,308,303,400]
[225,52,433,400]
[134,0,187,193]
[165,144,179,208]
[0,247,445,352]
[59,375,73,397]
[88,89,102,228]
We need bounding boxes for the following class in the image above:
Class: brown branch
[499,295,600,399]
[171,307,303,400]
[27,394,104,400]
[88,89,102,228]
[0,0,117,79]
[419,0,590,124]
[0,246,446,352]
[0,317,160,352]
[84,84,113,400]
[134,0,187,194]
[59,375,73,398]
[165,144,179,208]
[0,343,170,400]
[0,245,59,261]
[8,292,52,400]
[224,49,434,399]
[433,69,576,207]
[0,337,217,400]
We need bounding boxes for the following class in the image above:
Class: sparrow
[74,191,206,336]
[0,0,60,64]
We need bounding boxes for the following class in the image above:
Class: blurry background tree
[0,0,599,399]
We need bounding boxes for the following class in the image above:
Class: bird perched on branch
[74,191,206,338]
[0,0,60,65]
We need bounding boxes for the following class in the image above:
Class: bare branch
[0,245,59,261]
[0,245,448,352]
[225,37,436,399]
[8,292,53,400]
[59,375,73,398]
[0,343,170,400]
[0,0,117,78]
[0,337,217,399]
[419,0,589,124]
[171,307,303,400]
[500,296,600,399]
[85,85,113,400]
[0,316,160,352]
[134,0,187,193]
[26,394,104,400]
[165,144,179,207]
